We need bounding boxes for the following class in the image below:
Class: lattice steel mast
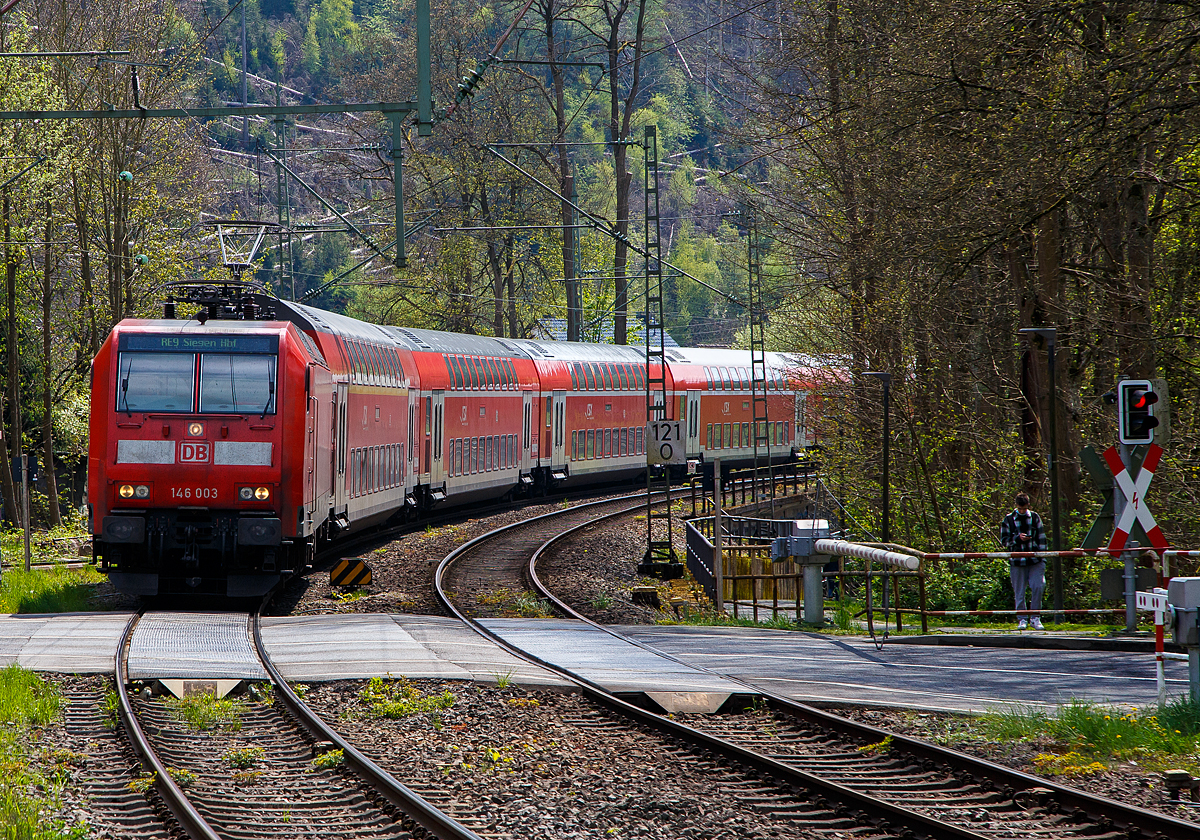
[747,207,774,516]
[639,125,680,577]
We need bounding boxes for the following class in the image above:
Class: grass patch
[657,609,801,631]
[0,565,106,614]
[223,746,264,769]
[978,696,1200,774]
[309,749,343,771]
[332,588,370,603]
[164,692,244,732]
[476,588,554,618]
[0,665,82,838]
[360,676,455,719]
[0,664,61,725]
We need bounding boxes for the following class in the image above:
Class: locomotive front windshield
[199,354,275,413]
[116,333,278,415]
[117,353,195,412]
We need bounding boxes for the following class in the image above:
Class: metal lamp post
[1018,327,1064,623]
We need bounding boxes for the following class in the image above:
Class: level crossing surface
[620,625,1189,712]
[0,612,1184,713]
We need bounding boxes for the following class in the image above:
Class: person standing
[1000,492,1048,630]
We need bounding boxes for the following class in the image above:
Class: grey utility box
[1169,577,1200,647]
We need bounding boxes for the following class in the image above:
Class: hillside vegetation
[0,2,1197,601]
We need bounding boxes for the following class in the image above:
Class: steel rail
[525,513,1200,840]
[435,499,995,840]
[114,612,224,840]
[249,608,483,840]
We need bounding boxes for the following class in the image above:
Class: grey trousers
[1010,560,1046,613]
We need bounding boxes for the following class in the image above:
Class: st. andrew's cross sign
[1103,444,1169,556]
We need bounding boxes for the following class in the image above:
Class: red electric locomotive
[89,287,820,598]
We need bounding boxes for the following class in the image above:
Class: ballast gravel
[304,678,804,840]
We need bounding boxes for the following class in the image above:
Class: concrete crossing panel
[479,618,744,695]
[621,626,1190,713]
[0,613,131,674]
[261,614,472,681]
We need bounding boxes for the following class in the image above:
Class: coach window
[449,356,461,389]
[482,358,493,389]
[506,359,515,389]
[604,364,615,390]
[362,343,374,385]
[545,395,552,428]
[364,344,377,386]
[614,365,624,390]
[586,429,594,459]
[490,358,500,389]
[362,345,376,386]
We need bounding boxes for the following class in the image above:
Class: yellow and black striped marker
[330,557,372,586]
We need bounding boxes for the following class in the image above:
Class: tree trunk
[3,190,21,526]
[71,173,97,354]
[42,203,60,527]
[543,1,577,341]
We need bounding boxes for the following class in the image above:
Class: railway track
[109,611,483,840]
[435,494,1200,840]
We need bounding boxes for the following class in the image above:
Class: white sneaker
[1031,617,1044,630]
[1017,618,1027,630]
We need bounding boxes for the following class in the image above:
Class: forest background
[2,0,1199,613]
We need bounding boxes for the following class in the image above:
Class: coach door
[551,390,566,471]
[333,380,348,522]
[521,391,533,473]
[430,390,445,488]
[306,390,318,531]
[686,390,701,456]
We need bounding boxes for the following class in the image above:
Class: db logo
[585,403,593,419]
[723,401,730,414]
[180,442,211,463]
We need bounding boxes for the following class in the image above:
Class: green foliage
[164,693,244,732]
[309,748,344,771]
[359,676,454,719]
[0,565,105,615]
[980,697,1200,773]
[0,667,79,838]
[223,746,265,769]
[0,665,61,727]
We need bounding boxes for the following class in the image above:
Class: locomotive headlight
[239,487,254,501]
[134,485,150,499]
[118,484,135,498]
[254,486,270,500]
[187,422,205,437]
